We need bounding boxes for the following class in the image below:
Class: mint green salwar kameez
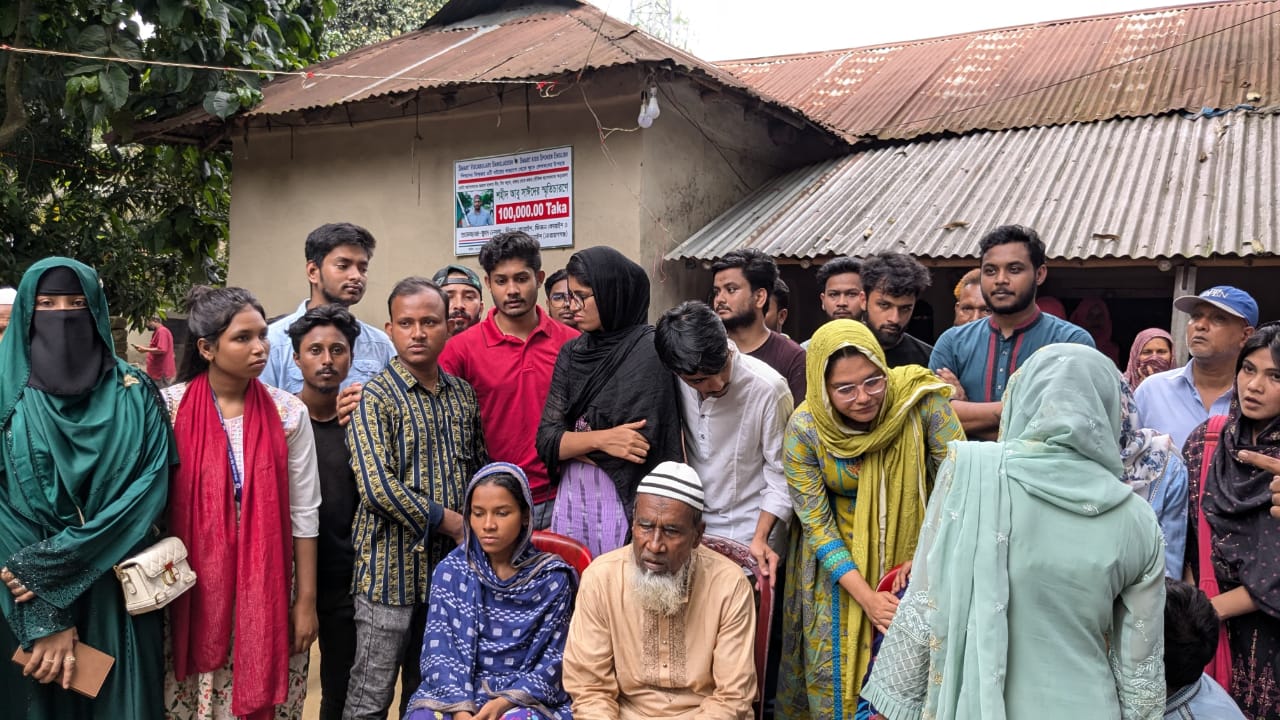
[863,343,1166,720]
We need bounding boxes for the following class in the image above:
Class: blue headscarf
[407,463,577,718]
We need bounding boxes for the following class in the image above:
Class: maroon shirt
[439,307,579,504]
[748,330,806,405]
[146,324,175,380]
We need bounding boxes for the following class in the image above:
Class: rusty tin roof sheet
[718,0,1280,140]
[151,0,824,134]
[667,109,1279,262]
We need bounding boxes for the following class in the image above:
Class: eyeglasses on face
[567,291,595,308]
[829,374,888,399]
[549,292,571,305]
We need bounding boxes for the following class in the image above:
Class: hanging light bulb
[637,82,661,128]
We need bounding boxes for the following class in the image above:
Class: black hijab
[536,246,682,513]
[1203,392,1280,615]
[28,266,111,396]
[563,246,652,421]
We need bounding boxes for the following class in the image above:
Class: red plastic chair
[877,562,907,594]
[531,530,592,577]
[701,534,771,720]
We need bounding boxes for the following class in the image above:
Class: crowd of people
[0,221,1277,720]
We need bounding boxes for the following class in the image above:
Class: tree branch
[0,0,33,151]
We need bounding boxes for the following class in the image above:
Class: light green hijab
[921,343,1134,718]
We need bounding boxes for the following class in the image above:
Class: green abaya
[0,257,175,720]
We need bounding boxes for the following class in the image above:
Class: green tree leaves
[0,0,332,326]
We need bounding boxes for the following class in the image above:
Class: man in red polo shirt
[439,231,579,527]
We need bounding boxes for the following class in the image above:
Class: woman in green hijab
[0,257,174,719]
[776,319,962,719]
[862,343,1166,719]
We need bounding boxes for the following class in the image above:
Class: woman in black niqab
[535,246,682,557]
[25,265,111,396]
[0,257,173,720]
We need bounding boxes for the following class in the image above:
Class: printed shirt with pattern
[346,357,488,606]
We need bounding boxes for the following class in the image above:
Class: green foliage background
[0,0,443,326]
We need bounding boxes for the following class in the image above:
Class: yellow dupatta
[801,319,953,585]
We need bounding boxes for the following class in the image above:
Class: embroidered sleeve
[1109,526,1166,720]
[784,410,856,580]
[922,393,966,476]
[861,447,957,718]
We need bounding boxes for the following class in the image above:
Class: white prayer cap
[636,461,704,512]
[0,287,15,305]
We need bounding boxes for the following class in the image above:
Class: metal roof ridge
[715,0,1272,67]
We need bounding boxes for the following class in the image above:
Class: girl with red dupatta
[161,287,321,720]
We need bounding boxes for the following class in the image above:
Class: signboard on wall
[453,146,573,256]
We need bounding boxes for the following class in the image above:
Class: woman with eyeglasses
[535,246,682,558]
[1183,321,1280,720]
[542,269,577,329]
[775,319,962,720]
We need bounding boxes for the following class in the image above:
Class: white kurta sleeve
[286,415,321,538]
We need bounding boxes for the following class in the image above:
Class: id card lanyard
[211,388,244,502]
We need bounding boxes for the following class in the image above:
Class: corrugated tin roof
[718,0,1280,140]
[142,0,832,142]
[667,109,1280,262]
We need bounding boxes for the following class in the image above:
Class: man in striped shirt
[344,277,488,720]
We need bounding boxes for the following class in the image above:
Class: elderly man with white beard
[563,462,757,720]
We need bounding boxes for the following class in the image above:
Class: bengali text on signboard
[453,146,573,256]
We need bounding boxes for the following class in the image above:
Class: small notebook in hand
[11,641,115,698]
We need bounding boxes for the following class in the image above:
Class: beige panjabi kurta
[563,544,757,720]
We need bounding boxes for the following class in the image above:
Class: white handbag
[113,537,198,615]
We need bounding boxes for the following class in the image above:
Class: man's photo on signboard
[457,190,495,227]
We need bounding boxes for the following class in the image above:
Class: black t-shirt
[882,332,934,369]
[312,417,358,594]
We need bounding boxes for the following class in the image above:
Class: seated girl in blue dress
[407,462,576,720]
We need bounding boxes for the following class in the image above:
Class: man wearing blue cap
[1135,285,1258,450]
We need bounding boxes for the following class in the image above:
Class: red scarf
[168,373,292,720]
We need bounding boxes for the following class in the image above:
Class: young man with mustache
[263,222,395,393]
[929,225,1094,439]
[288,304,361,720]
[711,248,806,405]
[432,264,485,336]
[858,251,935,368]
[438,231,579,528]
[344,278,488,720]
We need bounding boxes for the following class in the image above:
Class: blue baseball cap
[1174,286,1259,327]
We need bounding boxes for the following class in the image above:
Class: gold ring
[63,656,76,665]
[41,658,56,666]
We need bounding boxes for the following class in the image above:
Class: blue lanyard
[211,388,244,502]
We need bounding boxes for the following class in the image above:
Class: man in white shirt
[654,300,793,587]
